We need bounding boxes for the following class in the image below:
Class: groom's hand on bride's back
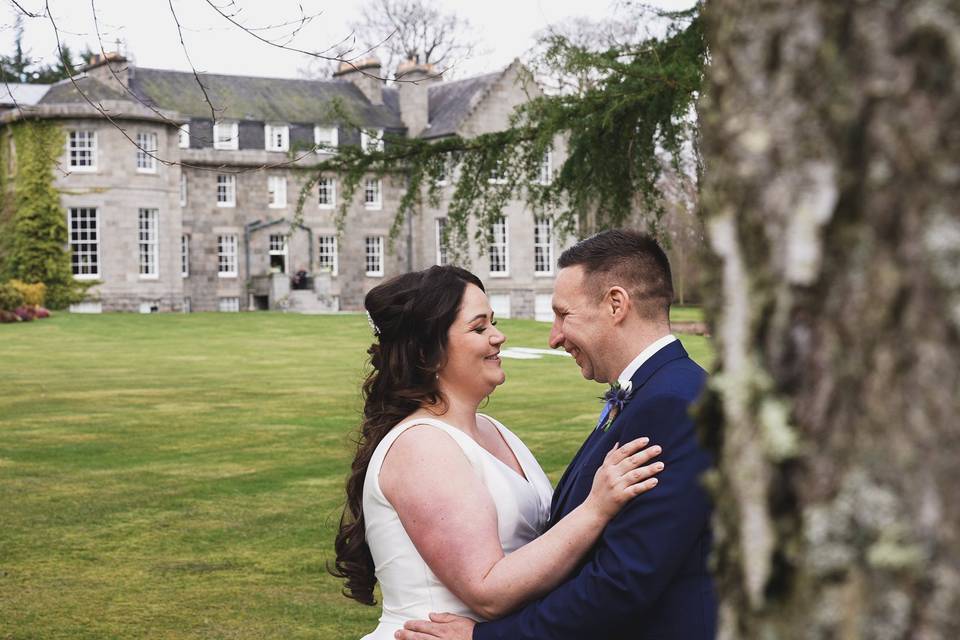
[396,612,475,640]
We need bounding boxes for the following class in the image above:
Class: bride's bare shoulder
[380,419,469,491]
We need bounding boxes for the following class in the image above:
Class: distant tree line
[0,15,93,85]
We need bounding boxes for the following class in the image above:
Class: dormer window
[361,128,384,153]
[265,124,289,152]
[314,126,339,152]
[178,124,190,149]
[213,121,239,150]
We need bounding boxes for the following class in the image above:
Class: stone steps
[285,289,338,314]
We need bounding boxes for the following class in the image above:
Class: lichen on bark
[699,0,960,637]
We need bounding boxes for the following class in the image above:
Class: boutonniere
[596,381,633,432]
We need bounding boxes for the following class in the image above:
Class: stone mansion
[1,54,569,320]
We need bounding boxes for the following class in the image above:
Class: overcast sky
[1,0,695,80]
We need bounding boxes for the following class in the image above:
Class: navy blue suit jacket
[474,340,716,640]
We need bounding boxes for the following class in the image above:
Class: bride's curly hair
[331,265,485,605]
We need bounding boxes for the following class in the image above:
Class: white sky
[1,0,695,80]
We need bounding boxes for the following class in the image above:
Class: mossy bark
[698,0,960,637]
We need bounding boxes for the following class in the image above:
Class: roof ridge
[454,60,519,132]
[135,66,347,86]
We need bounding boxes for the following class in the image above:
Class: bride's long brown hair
[331,265,485,605]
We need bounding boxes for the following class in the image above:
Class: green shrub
[9,279,45,307]
[0,281,25,311]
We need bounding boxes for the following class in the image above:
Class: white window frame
[69,301,102,314]
[67,130,96,171]
[181,234,190,278]
[139,300,160,314]
[361,128,384,153]
[317,177,336,209]
[538,150,553,185]
[314,125,339,152]
[217,174,236,207]
[268,234,288,273]
[213,121,239,150]
[268,176,287,208]
[179,172,187,206]
[534,216,554,276]
[178,124,190,149]
[136,131,158,173]
[217,234,238,278]
[488,159,508,184]
[435,153,453,186]
[364,178,382,210]
[488,216,509,277]
[218,297,240,312]
[68,207,100,279]
[138,208,159,279]
[435,217,448,266]
[317,234,338,276]
[264,123,289,152]
[365,236,384,277]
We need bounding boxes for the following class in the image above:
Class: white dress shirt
[616,334,677,393]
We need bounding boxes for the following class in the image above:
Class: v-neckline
[411,416,530,485]
[475,415,530,485]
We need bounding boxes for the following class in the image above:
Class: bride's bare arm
[379,425,662,619]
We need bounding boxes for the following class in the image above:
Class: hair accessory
[366,311,381,336]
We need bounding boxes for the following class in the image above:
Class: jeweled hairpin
[366,311,381,336]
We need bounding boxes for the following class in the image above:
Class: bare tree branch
[9,0,42,18]
[88,0,216,146]
[203,0,433,83]
[350,0,479,76]
[39,1,320,175]
[168,0,221,124]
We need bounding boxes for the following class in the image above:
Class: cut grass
[0,313,713,639]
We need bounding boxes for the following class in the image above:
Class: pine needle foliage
[293,4,705,259]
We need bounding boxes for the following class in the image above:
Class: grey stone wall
[43,64,567,319]
[410,63,573,319]
[54,118,184,312]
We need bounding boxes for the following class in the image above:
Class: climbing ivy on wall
[0,121,89,309]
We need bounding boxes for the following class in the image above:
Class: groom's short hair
[558,229,673,321]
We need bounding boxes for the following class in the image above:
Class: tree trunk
[698,1,960,638]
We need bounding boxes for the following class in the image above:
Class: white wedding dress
[360,415,554,640]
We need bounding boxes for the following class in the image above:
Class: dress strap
[367,418,484,503]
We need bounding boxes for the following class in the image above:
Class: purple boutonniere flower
[596,380,633,432]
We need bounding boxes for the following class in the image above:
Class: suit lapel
[550,422,606,519]
[550,341,691,521]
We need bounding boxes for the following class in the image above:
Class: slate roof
[423,71,502,139]
[29,64,513,139]
[38,76,132,105]
[129,67,404,129]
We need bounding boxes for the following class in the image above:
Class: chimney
[333,57,384,106]
[82,51,132,92]
[395,57,441,138]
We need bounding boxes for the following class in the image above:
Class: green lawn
[0,312,713,639]
[670,305,705,323]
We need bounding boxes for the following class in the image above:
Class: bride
[333,266,664,639]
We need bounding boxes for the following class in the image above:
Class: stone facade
[2,55,571,318]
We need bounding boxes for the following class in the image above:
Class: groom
[397,230,716,640]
